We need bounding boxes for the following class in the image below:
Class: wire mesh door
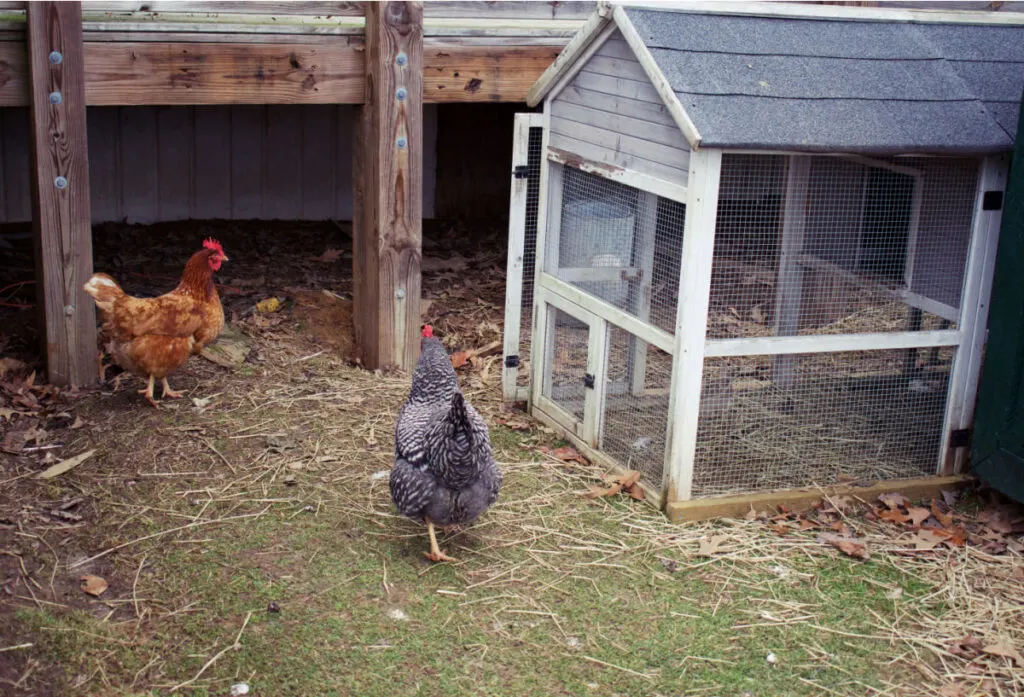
[533,289,606,445]
[502,113,544,402]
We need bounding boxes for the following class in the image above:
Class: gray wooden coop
[501,1,1024,518]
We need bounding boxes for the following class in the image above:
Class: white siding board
[192,106,233,219]
[558,84,675,127]
[230,106,265,219]
[550,115,689,171]
[120,107,159,224]
[550,99,687,150]
[583,54,654,84]
[548,131,688,184]
[572,71,664,104]
[157,107,194,221]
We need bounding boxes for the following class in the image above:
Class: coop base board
[530,405,664,507]
[666,474,975,523]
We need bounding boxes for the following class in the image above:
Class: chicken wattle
[390,325,502,562]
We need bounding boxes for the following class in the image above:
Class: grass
[2,325,1021,697]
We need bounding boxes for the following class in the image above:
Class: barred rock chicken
[390,325,502,562]
[84,239,228,407]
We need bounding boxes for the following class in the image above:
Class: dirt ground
[0,220,1022,697]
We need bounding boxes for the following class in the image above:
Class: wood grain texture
[424,44,558,102]
[80,2,365,15]
[0,40,28,105]
[26,1,98,386]
[84,42,364,104]
[354,1,423,370]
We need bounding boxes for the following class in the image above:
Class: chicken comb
[203,238,224,255]
[422,324,433,338]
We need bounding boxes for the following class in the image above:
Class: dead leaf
[36,449,96,479]
[978,508,1014,535]
[879,508,910,524]
[80,575,108,597]
[878,493,909,510]
[931,499,954,528]
[580,483,620,500]
[698,534,729,556]
[626,486,645,501]
[314,248,344,262]
[450,351,469,369]
[541,446,588,465]
[817,533,870,560]
[0,357,28,377]
[613,470,641,490]
[940,489,958,507]
[906,529,945,551]
[70,416,86,429]
[744,507,758,522]
[947,636,983,657]
[906,507,932,526]
[981,640,1023,664]
[936,684,967,697]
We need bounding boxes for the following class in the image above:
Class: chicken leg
[138,375,159,408]
[424,519,456,563]
[161,378,185,399]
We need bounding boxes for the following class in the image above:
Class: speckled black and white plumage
[390,336,502,527]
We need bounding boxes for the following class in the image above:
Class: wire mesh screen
[692,348,953,496]
[549,166,686,333]
[517,126,544,388]
[599,327,673,489]
[544,306,589,421]
[708,154,978,341]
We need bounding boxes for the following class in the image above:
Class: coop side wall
[0,105,438,224]
[547,30,690,185]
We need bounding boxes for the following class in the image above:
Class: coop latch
[513,165,529,179]
[504,355,519,368]
[583,374,595,389]
[949,428,971,448]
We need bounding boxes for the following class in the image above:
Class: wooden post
[353,1,423,371]
[26,2,97,387]
[771,156,811,388]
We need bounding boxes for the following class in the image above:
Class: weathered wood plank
[666,475,973,522]
[547,133,689,186]
[2,41,561,105]
[423,44,559,102]
[0,41,28,106]
[557,84,675,127]
[570,70,663,104]
[80,2,365,15]
[26,1,97,386]
[85,42,364,105]
[354,1,422,370]
[423,1,595,19]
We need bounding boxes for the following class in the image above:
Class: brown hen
[84,239,228,406]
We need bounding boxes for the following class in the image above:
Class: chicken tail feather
[83,273,125,313]
[448,391,475,454]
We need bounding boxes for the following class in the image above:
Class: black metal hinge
[983,191,1003,211]
[583,374,595,389]
[513,165,529,179]
[949,428,972,448]
[504,354,519,368]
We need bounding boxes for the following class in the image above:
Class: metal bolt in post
[396,87,407,101]
[54,176,68,190]
[64,305,74,316]
[396,288,406,300]
[395,52,408,66]
[48,91,62,105]
[48,51,62,64]
[396,137,407,149]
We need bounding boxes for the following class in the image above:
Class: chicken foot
[424,519,457,563]
[138,375,159,408]
[161,378,185,399]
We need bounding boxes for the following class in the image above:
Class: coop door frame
[531,287,608,447]
[502,112,544,402]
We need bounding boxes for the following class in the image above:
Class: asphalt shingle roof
[622,7,1024,153]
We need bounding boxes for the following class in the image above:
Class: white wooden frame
[938,154,1009,474]
[664,149,724,503]
[502,111,544,403]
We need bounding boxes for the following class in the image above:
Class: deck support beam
[353,1,424,371]
[26,1,98,387]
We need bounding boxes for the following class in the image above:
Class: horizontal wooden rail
[0,40,563,105]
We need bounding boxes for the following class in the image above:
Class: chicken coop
[505,1,1024,519]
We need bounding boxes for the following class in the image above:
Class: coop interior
[0,103,521,370]
[527,152,979,500]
